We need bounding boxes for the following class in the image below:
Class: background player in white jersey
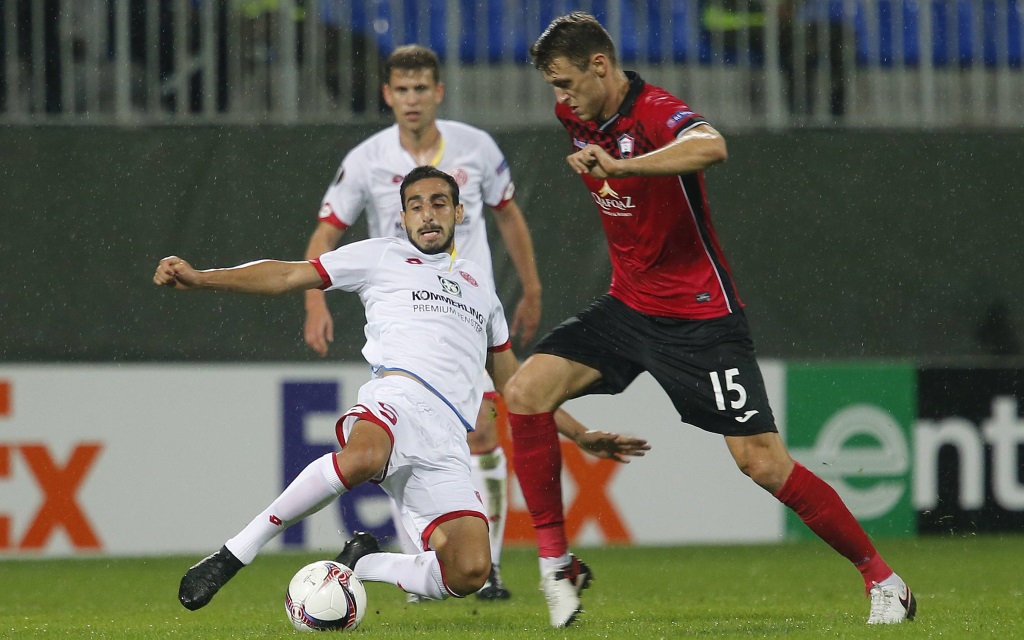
[159,166,650,612]
[303,44,541,599]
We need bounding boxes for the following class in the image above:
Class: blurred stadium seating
[1,0,1021,128]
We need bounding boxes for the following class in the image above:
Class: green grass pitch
[0,535,1019,639]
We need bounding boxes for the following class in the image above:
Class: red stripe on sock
[775,463,892,593]
[509,411,567,558]
[436,557,462,598]
[331,454,353,490]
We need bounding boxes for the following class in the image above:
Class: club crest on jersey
[459,270,478,287]
[450,168,469,187]
[438,276,462,297]
[617,134,635,158]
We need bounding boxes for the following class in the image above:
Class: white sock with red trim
[225,453,345,564]
[355,550,449,600]
[539,552,572,577]
[470,447,508,566]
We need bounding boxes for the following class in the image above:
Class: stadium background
[2,0,1023,558]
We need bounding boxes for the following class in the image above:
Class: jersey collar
[598,71,645,132]
[410,241,459,272]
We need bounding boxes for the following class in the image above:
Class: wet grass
[0,534,1019,639]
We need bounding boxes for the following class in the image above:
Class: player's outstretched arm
[552,409,651,463]
[153,256,323,295]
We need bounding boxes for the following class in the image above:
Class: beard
[406,225,455,255]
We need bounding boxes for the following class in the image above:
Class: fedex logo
[280,381,631,548]
[491,395,631,545]
[0,382,103,551]
[280,382,395,547]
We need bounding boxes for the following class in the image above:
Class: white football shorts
[336,375,486,551]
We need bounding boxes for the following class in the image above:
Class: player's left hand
[510,290,541,346]
[574,430,651,463]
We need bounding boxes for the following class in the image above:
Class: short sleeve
[317,150,370,229]
[647,95,710,147]
[476,132,516,210]
[314,238,389,292]
[486,291,511,351]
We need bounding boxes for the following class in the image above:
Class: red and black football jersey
[556,72,742,320]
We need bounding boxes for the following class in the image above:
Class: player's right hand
[153,256,200,290]
[304,303,334,357]
[566,144,619,179]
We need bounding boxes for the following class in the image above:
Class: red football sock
[774,463,892,594]
[509,411,567,558]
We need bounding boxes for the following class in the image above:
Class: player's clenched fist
[566,144,620,180]
[153,256,200,290]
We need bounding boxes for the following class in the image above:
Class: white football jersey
[317,120,516,280]
[311,237,511,430]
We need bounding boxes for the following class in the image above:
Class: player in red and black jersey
[503,11,916,629]
[555,69,739,320]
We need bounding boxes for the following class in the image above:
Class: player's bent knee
[432,517,491,596]
[736,457,789,493]
[501,374,545,414]
[442,556,491,597]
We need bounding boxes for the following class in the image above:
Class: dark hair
[400,166,460,208]
[530,12,617,73]
[385,44,441,84]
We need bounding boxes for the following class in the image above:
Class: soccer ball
[285,560,367,632]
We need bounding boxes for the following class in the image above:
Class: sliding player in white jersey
[304,44,542,599]
[161,166,650,611]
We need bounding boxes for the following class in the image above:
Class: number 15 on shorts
[709,368,747,411]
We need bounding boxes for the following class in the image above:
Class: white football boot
[867,580,917,624]
[539,554,593,628]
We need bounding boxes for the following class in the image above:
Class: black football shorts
[533,294,777,437]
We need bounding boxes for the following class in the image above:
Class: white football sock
[539,553,571,577]
[355,550,449,600]
[878,572,904,589]
[470,447,508,565]
[226,453,345,564]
